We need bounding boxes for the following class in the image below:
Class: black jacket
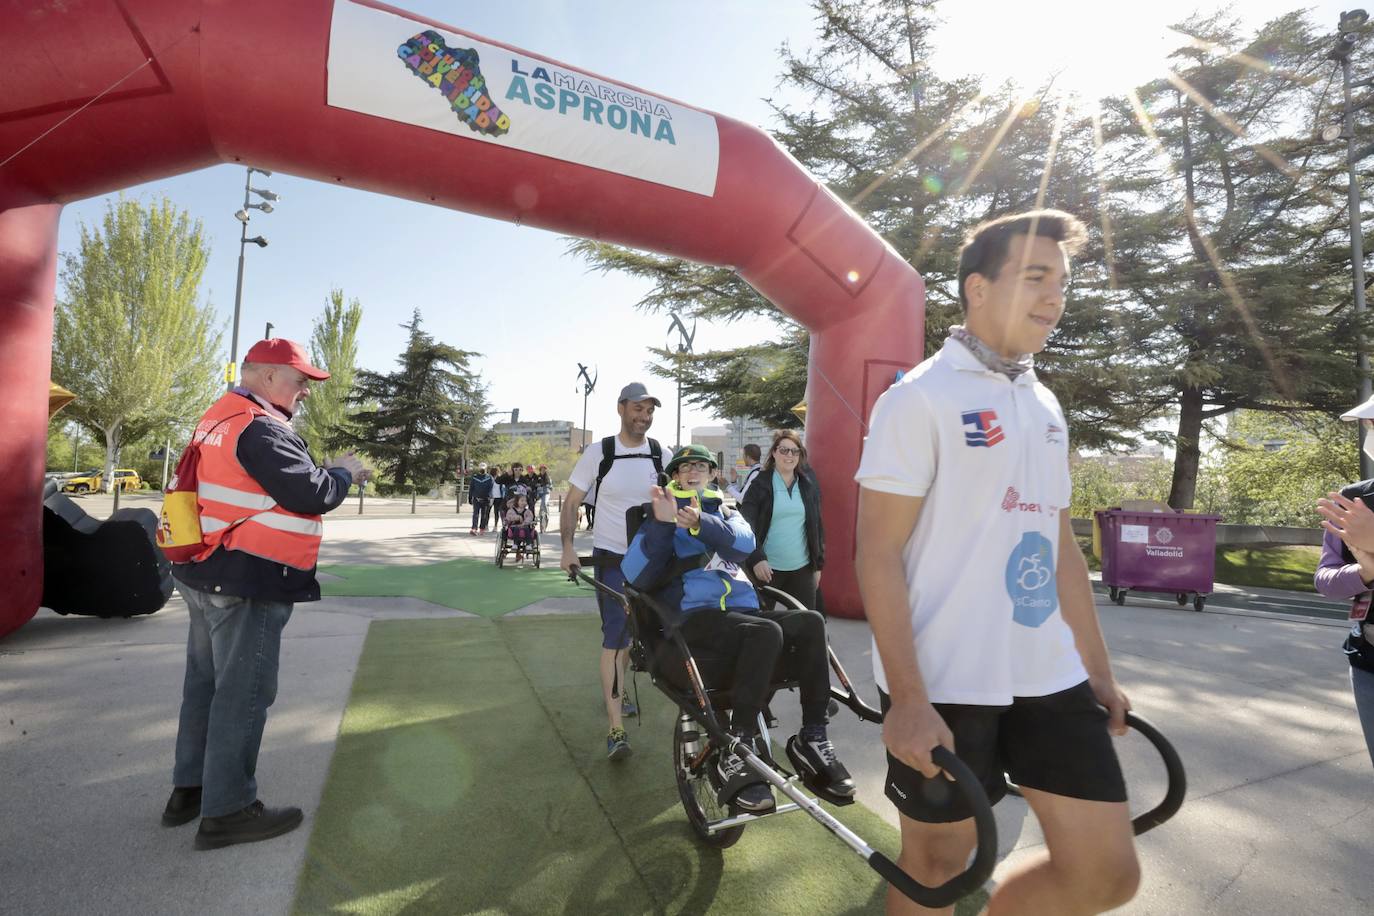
[172,409,352,603]
[739,466,825,571]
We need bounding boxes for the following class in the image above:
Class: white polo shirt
[855,337,1086,705]
[568,435,659,555]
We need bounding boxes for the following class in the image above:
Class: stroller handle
[1120,711,1187,835]
[1003,709,1186,836]
[869,746,997,908]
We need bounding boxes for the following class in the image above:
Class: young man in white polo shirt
[856,211,1139,915]
[561,382,664,760]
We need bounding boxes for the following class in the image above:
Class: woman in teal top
[740,429,826,611]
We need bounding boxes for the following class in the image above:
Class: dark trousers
[679,606,829,736]
[470,498,491,530]
[173,584,293,817]
[761,564,820,613]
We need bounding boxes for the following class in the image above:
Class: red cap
[243,338,329,380]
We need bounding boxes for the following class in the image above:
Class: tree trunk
[102,422,121,494]
[1168,386,1203,509]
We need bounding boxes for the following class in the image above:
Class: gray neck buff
[949,326,1034,380]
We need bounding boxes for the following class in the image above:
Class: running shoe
[607,727,632,761]
[786,731,855,798]
[715,742,773,812]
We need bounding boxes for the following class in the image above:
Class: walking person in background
[163,338,366,850]
[727,443,763,502]
[469,462,494,534]
[491,468,507,527]
[740,430,825,612]
[1314,393,1374,767]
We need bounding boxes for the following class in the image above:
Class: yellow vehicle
[61,468,143,493]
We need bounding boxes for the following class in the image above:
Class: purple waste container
[1095,509,1221,611]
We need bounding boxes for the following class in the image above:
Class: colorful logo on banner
[961,409,1005,447]
[1006,532,1058,627]
[397,30,510,136]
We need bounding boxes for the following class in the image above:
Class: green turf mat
[319,556,582,617]
[294,616,987,915]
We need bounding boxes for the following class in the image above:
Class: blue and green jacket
[622,483,759,623]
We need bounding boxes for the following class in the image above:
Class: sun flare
[933,3,1184,102]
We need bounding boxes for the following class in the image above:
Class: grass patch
[319,555,581,617]
[1213,545,1321,593]
[294,616,987,915]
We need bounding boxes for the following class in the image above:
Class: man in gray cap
[562,382,665,760]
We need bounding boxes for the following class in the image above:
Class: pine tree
[1098,11,1370,506]
[342,310,484,492]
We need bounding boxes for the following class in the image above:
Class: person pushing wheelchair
[622,444,854,812]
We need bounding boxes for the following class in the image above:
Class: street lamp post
[226,166,279,389]
[666,313,696,450]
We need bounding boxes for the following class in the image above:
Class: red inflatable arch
[0,0,923,637]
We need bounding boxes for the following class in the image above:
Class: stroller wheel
[674,716,745,849]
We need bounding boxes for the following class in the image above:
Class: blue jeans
[172,584,294,817]
[1353,665,1374,768]
[470,497,491,530]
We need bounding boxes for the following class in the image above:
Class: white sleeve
[568,443,601,493]
[854,383,937,497]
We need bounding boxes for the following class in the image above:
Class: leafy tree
[297,288,363,452]
[341,310,484,493]
[482,437,581,487]
[1208,410,1358,526]
[51,197,223,491]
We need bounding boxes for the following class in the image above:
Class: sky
[49,0,1353,448]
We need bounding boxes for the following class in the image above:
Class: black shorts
[879,681,1126,824]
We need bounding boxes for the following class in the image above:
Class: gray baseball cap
[618,382,662,406]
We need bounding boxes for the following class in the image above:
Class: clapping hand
[650,485,678,523]
[676,494,701,529]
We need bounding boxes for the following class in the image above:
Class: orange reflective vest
[188,392,324,570]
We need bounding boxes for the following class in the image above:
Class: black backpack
[587,436,663,506]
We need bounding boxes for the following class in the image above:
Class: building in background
[722,416,775,471]
[492,419,593,451]
[690,425,730,466]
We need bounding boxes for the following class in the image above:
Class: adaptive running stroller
[495,486,541,569]
[571,505,1187,909]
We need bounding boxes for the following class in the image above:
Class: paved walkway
[1,509,1370,914]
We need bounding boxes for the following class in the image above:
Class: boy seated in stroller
[503,487,538,560]
[622,444,854,812]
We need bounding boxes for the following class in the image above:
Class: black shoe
[161,786,202,827]
[194,800,303,850]
[787,732,856,798]
[715,741,774,812]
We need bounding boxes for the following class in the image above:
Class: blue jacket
[469,472,494,501]
[622,483,759,623]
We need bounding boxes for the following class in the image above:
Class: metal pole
[160,438,171,490]
[581,389,589,450]
[1343,51,1373,479]
[227,169,251,390]
[676,369,683,450]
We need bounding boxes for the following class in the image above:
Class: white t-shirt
[855,337,1086,705]
[568,435,660,555]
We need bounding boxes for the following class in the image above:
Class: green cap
[665,443,717,476]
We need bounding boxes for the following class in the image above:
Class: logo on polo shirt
[1001,486,1042,514]
[1046,422,1064,445]
[961,409,1004,447]
[1006,532,1058,627]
